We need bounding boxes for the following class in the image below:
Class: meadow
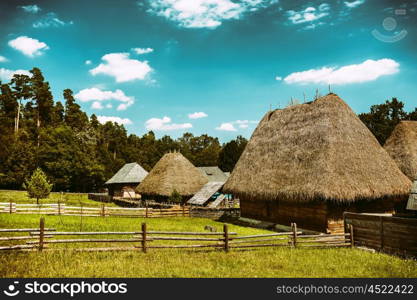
[1,212,416,278]
[0,189,116,207]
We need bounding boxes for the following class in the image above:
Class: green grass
[1,213,416,278]
[0,189,116,207]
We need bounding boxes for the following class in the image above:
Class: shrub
[23,168,53,204]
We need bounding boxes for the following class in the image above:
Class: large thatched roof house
[224,94,411,233]
[384,121,417,181]
[136,152,208,201]
[105,162,148,198]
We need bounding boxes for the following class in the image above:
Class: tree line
[0,68,247,192]
[1,68,416,192]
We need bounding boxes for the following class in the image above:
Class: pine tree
[23,168,53,204]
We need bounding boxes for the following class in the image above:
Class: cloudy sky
[1,0,416,142]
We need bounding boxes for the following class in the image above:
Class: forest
[0,68,416,192]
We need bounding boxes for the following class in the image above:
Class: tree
[64,89,88,130]
[358,98,408,145]
[219,136,248,172]
[10,74,32,136]
[23,168,53,204]
[169,189,182,204]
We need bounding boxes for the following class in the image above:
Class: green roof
[198,167,228,183]
[105,163,148,185]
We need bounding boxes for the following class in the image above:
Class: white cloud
[91,101,103,109]
[216,120,258,131]
[0,56,7,62]
[147,0,278,29]
[188,112,208,119]
[0,68,31,82]
[284,58,399,85]
[275,76,282,81]
[33,12,73,28]
[85,60,92,65]
[145,116,192,131]
[8,36,49,57]
[90,53,152,83]
[20,5,41,14]
[97,116,133,125]
[216,122,237,131]
[133,47,154,55]
[287,3,330,26]
[74,87,135,111]
[235,119,258,128]
[344,0,365,8]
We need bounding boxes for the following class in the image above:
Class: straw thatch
[136,152,208,197]
[224,94,411,203]
[384,121,417,181]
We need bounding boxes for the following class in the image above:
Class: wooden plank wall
[240,199,328,233]
[344,212,417,257]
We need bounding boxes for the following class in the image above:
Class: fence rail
[0,202,190,218]
[0,219,352,252]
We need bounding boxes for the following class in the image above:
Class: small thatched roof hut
[224,94,411,233]
[384,121,417,181]
[136,152,208,200]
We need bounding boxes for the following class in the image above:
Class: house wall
[240,197,406,234]
[108,183,138,197]
[240,198,328,232]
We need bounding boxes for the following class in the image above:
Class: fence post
[101,203,105,217]
[223,224,229,253]
[182,205,185,217]
[291,223,297,248]
[145,202,148,218]
[39,217,45,251]
[350,224,354,248]
[141,223,147,253]
[379,216,384,251]
[9,199,12,214]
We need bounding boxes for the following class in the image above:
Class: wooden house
[224,94,411,233]
[105,162,148,198]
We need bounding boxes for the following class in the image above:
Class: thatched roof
[384,121,417,181]
[136,152,208,197]
[407,180,417,210]
[223,94,411,203]
[187,181,224,205]
[105,162,148,185]
[198,166,228,182]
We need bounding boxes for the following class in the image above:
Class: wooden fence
[0,220,352,252]
[0,202,190,218]
[344,212,417,257]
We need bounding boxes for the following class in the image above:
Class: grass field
[0,189,116,207]
[1,212,416,278]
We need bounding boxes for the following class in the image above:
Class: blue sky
[1,0,417,142]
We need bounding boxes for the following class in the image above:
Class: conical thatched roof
[224,94,411,203]
[105,162,148,185]
[136,152,208,197]
[384,121,417,181]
